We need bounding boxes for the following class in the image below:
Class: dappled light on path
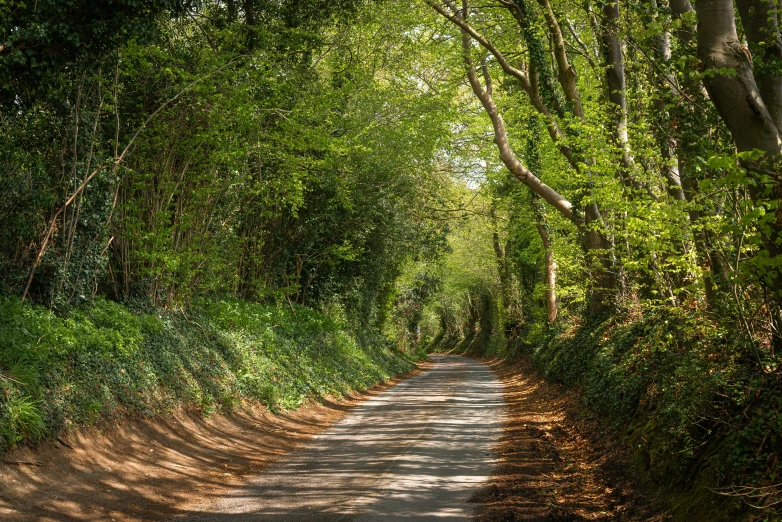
[178,355,505,521]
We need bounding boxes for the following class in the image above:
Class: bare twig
[21,165,108,302]
[713,482,782,510]
[56,436,74,449]
[2,460,46,467]
[0,373,23,385]
[179,305,206,333]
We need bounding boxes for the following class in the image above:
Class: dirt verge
[0,365,427,522]
[474,357,670,521]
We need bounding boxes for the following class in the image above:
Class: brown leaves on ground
[473,357,669,522]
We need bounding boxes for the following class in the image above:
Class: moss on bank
[0,296,418,454]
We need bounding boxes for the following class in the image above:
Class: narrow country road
[176,354,506,521]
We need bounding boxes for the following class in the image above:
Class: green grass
[0,296,418,454]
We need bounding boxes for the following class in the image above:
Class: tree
[695,0,782,344]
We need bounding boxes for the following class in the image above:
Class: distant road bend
[177,354,506,521]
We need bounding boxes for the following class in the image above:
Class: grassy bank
[0,296,419,454]
[525,309,780,522]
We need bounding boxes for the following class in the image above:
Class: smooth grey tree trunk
[696,0,782,339]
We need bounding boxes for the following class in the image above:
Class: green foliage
[0,396,46,448]
[0,295,417,453]
[0,1,454,332]
[0,0,183,104]
[525,308,780,521]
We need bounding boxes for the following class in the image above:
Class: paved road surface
[177,354,505,521]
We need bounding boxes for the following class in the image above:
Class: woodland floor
[473,358,669,521]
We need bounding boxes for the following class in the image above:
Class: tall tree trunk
[533,0,584,117]
[696,0,782,339]
[668,0,724,309]
[535,201,558,323]
[736,0,782,130]
[527,0,617,313]
[432,0,616,318]
[670,0,696,46]
[243,0,256,49]
[600,0,639,190]
[681,173,722,307]
[243,0,255,25]
[492,206,523,325]
[585,202,615,317]
[644,0,687,201]
[695,0,782,155]
[508,0,566,118]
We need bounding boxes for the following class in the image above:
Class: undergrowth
[524,308,781,522]
[0,296,418,454]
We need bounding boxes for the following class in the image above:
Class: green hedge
[0,296,417,454]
